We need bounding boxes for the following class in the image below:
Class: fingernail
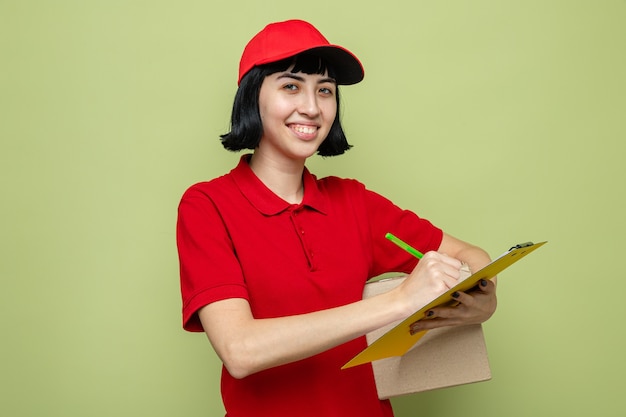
[426,310,434,317]
[480,279,488,287]
[452,292,460,298]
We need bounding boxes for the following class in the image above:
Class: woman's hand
[403,232,498,334]
[408,278,497,334]
[393,251,466,317]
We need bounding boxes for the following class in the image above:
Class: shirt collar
[230,154,329,216]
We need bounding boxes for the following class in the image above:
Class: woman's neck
[248,152,305,204]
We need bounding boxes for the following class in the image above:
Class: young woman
[177,19,497,417]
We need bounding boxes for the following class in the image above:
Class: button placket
[290,208,316,271]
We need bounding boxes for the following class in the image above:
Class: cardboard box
[363,276,492,399]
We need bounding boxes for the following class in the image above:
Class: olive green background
[1,1,624,416]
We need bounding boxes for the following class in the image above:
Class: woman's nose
[297,90,320,117]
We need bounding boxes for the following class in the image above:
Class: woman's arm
[198,250,464,379]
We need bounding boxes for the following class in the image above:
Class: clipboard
[343,241,547,369]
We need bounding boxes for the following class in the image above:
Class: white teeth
[292,125,316,134]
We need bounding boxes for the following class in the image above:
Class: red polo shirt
[177,155,443,417]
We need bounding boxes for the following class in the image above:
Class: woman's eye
[283,84,298,91]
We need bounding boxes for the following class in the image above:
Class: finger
[424,291,473,319]
[432,251,464,270]
[414,256,461,289]
[441,274,461,290]
[409,315,462,334]
[425,303,464,320]
[450,290,474,306]
[420,251,462,272]
[427,256,466,285]
[478,279,496,293]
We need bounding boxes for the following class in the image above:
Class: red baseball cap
[238,19,364,86]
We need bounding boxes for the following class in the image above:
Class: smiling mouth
[290,124,318,135]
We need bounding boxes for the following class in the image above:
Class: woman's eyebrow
[276,73,304,81]
[319,76,337,85]
[276,73,337,84]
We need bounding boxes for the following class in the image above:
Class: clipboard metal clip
[509,242,534,251]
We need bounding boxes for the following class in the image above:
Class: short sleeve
[176,185,249,332]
